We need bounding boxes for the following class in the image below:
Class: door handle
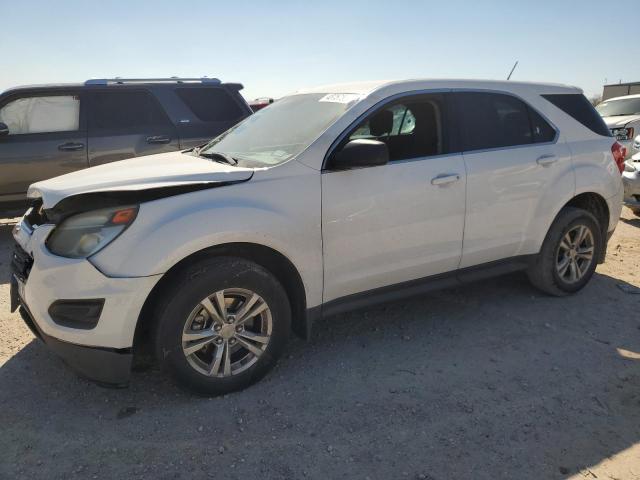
[58,142,85,151]
[146,135,171,144]
[536,154,557,166]
[431,174,461,186]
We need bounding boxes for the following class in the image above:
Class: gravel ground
[1,210,639,480]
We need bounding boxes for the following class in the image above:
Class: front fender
[90,167,323,308]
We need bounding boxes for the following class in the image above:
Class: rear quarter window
[176,88,245,122]
[542,94,611,137]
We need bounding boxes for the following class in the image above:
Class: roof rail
[84,77,221,86]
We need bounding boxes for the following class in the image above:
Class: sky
[1,0,637,101]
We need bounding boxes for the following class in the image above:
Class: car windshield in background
[596,98,640,117]
[200,93,361,166]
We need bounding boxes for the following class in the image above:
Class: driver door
[321,93,466,303]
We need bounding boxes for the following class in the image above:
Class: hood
[28,151,254,208]
[602,114,640,128]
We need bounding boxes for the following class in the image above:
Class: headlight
[611,127,634,141]
[47,205,138,258]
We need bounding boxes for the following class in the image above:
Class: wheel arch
[555,191,610,262]
[133,242,311,355]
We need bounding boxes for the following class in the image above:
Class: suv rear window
[542,94,611,137]
[456,92,556,151]
[176,88,244,122]
[89,90,171,131]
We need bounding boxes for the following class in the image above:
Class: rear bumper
[17,303,132,386]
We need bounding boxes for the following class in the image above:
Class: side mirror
[0,122,8,137]
[330,139,389,170]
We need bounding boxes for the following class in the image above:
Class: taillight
[611,142,627,173]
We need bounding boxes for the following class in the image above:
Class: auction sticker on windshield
[319,93,363,104]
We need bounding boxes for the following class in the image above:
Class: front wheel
[153,257,291,395]
[527,207,602,296]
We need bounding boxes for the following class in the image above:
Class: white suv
[11,79,624,394]
[596,94,640,158]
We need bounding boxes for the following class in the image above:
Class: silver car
[623,138,640,216]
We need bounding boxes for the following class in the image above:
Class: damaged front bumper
[11,214,161,386]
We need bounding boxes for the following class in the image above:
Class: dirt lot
[0,210,639,480]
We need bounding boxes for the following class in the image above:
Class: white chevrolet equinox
[11,79,625,394]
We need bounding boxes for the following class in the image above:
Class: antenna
[507,61,519,80]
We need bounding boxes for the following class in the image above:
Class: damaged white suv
[11,79,624,394]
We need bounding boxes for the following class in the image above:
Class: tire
[527,207,602,296]
[153,257,291,395]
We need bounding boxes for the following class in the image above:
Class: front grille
[11,243,33,282]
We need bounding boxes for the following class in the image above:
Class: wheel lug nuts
[215,338,223,345]
[229,338,236,345]
[235,325,243,332]
[214,324,222,332]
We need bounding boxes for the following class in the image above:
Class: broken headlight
[47,205,138,258]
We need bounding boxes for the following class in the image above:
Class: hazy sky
[2,0,636,100]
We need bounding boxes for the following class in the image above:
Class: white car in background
[596,94,640,158]
[11,79,624,395]
[623,135,640,216]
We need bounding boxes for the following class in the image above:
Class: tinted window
[543,94,611,137]
[347,97,444,161]
[176,88,244,122]
[89,91,170,131]
[457,92,538,151]
[0,95,80,134]
[529,108,556,143]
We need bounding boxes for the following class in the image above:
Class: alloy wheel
[555,224,595,284]
[181,288,272,377]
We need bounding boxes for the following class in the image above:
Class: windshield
[200,93,361,166]
[596,97,640,117]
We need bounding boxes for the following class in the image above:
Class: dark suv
[0,77,252,206]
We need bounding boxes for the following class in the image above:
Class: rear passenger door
[87,89,179,166]
[453,91,573,268]
[174,87,249,148]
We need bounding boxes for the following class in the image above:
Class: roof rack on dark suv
[84,77,222,85]
[0,77,252,206]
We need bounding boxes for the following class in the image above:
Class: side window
[89,91,171,132]
[347,97,444,161]
[457,92,535,151]
[528,108,556,143]
[0,95,80,135]
[175,88,244,122]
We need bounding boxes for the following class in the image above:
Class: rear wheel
[527,207,602,296]
[153,257,291,395]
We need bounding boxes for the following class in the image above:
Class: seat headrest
[369,110,393,137]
